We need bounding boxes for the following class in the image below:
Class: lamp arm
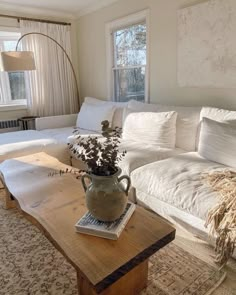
[16,32,80,107]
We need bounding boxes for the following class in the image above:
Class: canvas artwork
[178,0,236,88]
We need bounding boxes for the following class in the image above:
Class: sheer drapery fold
[20,20,79,116]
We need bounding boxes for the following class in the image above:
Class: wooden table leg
[78,259,148,295]
[0,179,16,209]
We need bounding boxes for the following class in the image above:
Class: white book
[75,202,136,240]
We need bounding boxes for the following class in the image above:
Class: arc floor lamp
[0,32,80,106]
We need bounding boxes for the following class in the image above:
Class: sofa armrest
[35,114,77,130]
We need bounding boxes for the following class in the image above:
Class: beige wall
[77,0,236,110]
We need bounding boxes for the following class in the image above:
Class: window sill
[0,104,28,112]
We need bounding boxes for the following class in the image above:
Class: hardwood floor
[174,225,236,295]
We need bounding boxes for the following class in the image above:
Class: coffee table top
[0,153,175,293]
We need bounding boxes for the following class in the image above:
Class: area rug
[0,194,226,295]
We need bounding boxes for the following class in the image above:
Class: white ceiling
[0,0,119,19]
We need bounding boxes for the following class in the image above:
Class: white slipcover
[131,152,227,221]
[198,118,236,168]
[123,110,177,148]
[0,130,70,164]
[127,100,201,151]
[119,140,184,175]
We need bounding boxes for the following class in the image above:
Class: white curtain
[0,72,11,105]
[0,42,12,104]
[20,20,79,116]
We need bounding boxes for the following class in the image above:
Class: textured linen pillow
[123,110,177,148]
[76,102,115,132]
[200,106,236,122]
[84,97,128,128]
[127,100,201,151]
[198,117,236,168]
[197,106,236,149]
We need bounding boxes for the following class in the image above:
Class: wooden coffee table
[0,153,175,295]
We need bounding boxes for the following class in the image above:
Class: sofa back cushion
[198,117,236,168]
[84,97,128,129]
[123,109,177,148]
[127,100,201,151]
[76,102,115,132]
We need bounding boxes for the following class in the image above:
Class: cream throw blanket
[204,170,236,267]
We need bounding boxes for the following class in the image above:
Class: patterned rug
[0,194,226,295]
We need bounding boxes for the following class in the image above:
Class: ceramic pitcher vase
[81,168,131,222]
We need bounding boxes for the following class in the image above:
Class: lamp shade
[0,51,36,72]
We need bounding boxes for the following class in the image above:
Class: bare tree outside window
[8,72,26,100]
[113,23,146,102]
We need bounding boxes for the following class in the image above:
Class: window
[106,10,149,102]
[0,31,27,108]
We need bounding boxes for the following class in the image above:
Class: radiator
[0,119,20,133]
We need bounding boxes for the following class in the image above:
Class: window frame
[0,26,28,111]
[106,9,150,102]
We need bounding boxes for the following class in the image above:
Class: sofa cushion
[0,130,70,164]
[76,102,115,132]
[123,110,177,148]
[118,140,184,175]
[131,152,227,220]
[127,100,201,151]
[197,106,236,148]
[198,118,236,168]
[40,127,75,144]
[84,97,128,128]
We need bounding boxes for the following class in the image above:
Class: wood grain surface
[0,153,175,293]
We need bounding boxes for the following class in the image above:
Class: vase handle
[118,175,131,196]
[81,174,92,192]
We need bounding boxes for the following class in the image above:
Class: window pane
[114,67,145,102]
[4,40,17,51]
[8,72,26,100]
[0,32,27,105]
[115,23,146,67]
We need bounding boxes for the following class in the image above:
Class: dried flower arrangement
[68,120,126,176]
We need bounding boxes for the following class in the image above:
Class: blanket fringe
[204,170,236,267]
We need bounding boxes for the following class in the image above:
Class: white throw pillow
[76,102,115,132]
[197,106,236,149]
[127,100,201,151]
[200,106,236,122]
[123,110,177,148]
[84,97,128,128]
[198,117,236,168]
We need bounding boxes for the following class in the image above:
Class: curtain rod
[0,14,71,26]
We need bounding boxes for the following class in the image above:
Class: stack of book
[75,202,136,240]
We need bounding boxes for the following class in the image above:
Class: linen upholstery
[76,103,115,132]
[84,97,128,128]
[123,110,177,148]
[198,118,236,168]
[127,100,201,151]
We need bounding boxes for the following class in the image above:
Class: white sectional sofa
[0,115,76,165]
[122,100,236,245]
[0,97,235,251]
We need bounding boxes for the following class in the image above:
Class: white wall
[76,0,236,110]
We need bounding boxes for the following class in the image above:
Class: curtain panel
[20,20,79,117]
